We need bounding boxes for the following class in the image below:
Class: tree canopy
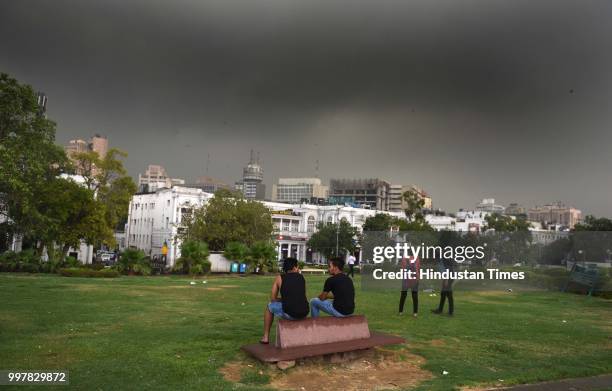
[181,190,274,251]
[307,220,359,258]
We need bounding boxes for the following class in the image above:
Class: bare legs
[261,305,273,343]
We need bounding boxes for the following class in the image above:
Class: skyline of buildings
[59,134,585,227]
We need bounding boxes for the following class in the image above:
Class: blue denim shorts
[267,301,294,320]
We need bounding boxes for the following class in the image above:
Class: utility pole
[336,206,341,256]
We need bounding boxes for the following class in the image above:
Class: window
[307,216,316,233]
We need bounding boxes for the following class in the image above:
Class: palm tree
[174,240,210,275]
[248,241,277,274]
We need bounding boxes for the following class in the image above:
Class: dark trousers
[399,290,418,314]
[437,291,454,314]
[349,264,354,278]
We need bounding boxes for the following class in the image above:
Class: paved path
[492,374,612,391]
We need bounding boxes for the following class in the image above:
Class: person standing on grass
[399,255,420,317]
[260,257,309,344]
[347,253,356,278]
[310,257,355,317]
[432,258,454,316]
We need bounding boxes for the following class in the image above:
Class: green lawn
[0,273,610,390]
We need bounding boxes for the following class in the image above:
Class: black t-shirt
[280,273,309,319]
[323,273,355,315]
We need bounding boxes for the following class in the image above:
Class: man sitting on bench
[310,257,355,317]
[260,257,309,344]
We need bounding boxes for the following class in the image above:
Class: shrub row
[59,268,120,278]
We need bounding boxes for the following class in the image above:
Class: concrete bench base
[242,331,405,362]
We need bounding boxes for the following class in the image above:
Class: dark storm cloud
[1,0,611,216]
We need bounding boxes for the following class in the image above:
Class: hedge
[59,268,120,278]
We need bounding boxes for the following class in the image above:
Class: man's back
[280,273,309,319]
[324,273,355,315]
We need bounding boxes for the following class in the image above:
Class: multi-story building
[125,186,405,266]
[505,203,526,217]
[528,202,582,229]
[126,187,213,265]
[329,178,390,210]
[64,134,108,175]
[388,184,432,213]
[271,178,329,204]
[137,164,185,192]
[187,176,232,194]
[235,151,265,200]
[475,198,505,213]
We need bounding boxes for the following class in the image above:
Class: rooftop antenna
[250,148,254,164]
[257,151,260,164]
[315,159,320,178]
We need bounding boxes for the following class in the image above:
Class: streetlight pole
[336,206,341,256]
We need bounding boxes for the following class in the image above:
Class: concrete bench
[242,315,404,362]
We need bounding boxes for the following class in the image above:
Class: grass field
[0,273,610,390]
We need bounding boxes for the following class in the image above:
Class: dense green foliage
[173,240,211,275]
[307,220,359,258]
[0,73,136,254]
[59,267,120,278]
[116,248,151,276]
[181,189,274,251]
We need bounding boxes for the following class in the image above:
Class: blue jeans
[267,301,294,320]
[310,298,347,318]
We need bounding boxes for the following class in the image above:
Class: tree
[99,175,137,231]
[116,248,151,275]
[181,190,274,251]
[70,148,136,232]
[0,73,69,248]
[363,213,396,232]
[572,215,612,262]
[483,214,532,265]
[35,177,113,258]
[483,213,530,232]
[224,241,249,262]
[307,220,359,258]
[174,240,210,275]
[574,215,612,231]
[402,188,425,221]
[247,241,277,273]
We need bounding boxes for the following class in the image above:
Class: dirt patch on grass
[220,347,432,390]
[219,360,243,383]
[430,339,445,347]
[205,287,223,291]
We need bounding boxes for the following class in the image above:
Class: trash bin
[230,262,239,273]
[239,263,247,273]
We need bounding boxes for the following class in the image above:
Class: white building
[125,186,405,267]
[126,186,213,266]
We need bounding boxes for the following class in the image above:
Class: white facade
[126,186,213,266]
[125,186,405,267]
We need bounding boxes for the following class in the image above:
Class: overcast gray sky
[1,0,611,216]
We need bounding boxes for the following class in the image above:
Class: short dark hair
[329,257,345,271]
[282,257,299,273]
